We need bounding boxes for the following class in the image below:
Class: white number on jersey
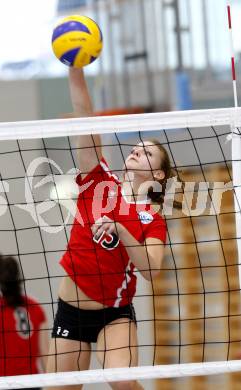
[57,326,69,337]
[14,307,32,339]
[93,231,120,250]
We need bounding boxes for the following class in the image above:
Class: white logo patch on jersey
[138,211,153,224]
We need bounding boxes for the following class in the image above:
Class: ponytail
[0,254,23,307]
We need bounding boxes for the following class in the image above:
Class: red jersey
[60,158,166,307]
[0,296,46,376]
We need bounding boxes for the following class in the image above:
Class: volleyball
[52,15,103,68]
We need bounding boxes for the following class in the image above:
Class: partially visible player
[0,254,49,381]
[47,68,180,390]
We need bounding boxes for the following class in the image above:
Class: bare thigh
[96,318,144,389]
[96,318,138,368]
[46,338,91,390]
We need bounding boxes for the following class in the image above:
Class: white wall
[0,80,40,122]
[0,71,236,126]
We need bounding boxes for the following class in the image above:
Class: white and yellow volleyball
[52,15,103,68]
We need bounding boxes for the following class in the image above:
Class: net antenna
[227,3,241,292]
[227,4,238,108]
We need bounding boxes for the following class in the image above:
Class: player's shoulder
[153,210,166,223]
[152,212,166,231]
[141,206,166,223]
[24,295,46,321]
[0,297,7,311]
[24,295,39,305]
[139,208,167,243]
[76,156,120,186]
[99,158,120,183]
[23,295,43,312]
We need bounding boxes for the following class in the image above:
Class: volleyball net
[0,107,241,388]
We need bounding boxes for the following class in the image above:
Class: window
[57,0,87,12]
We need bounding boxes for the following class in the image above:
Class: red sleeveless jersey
[60,158,166,307]
[0,296,46,376]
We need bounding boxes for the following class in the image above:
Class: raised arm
[69,68,102,178]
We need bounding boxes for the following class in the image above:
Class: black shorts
[52,298,137,344]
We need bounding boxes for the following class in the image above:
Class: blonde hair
[147,139,182,209]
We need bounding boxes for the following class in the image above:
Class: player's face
[125,141,164,180]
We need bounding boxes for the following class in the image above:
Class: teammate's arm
[69,68,102,178]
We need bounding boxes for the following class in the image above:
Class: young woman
[47,68,177,390]
[0,254,48,381]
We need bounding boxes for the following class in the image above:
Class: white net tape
[0,107,240,140]
[1,361,241,389]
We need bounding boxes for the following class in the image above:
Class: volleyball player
[47,68,179,390]
[0,254,48,383]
